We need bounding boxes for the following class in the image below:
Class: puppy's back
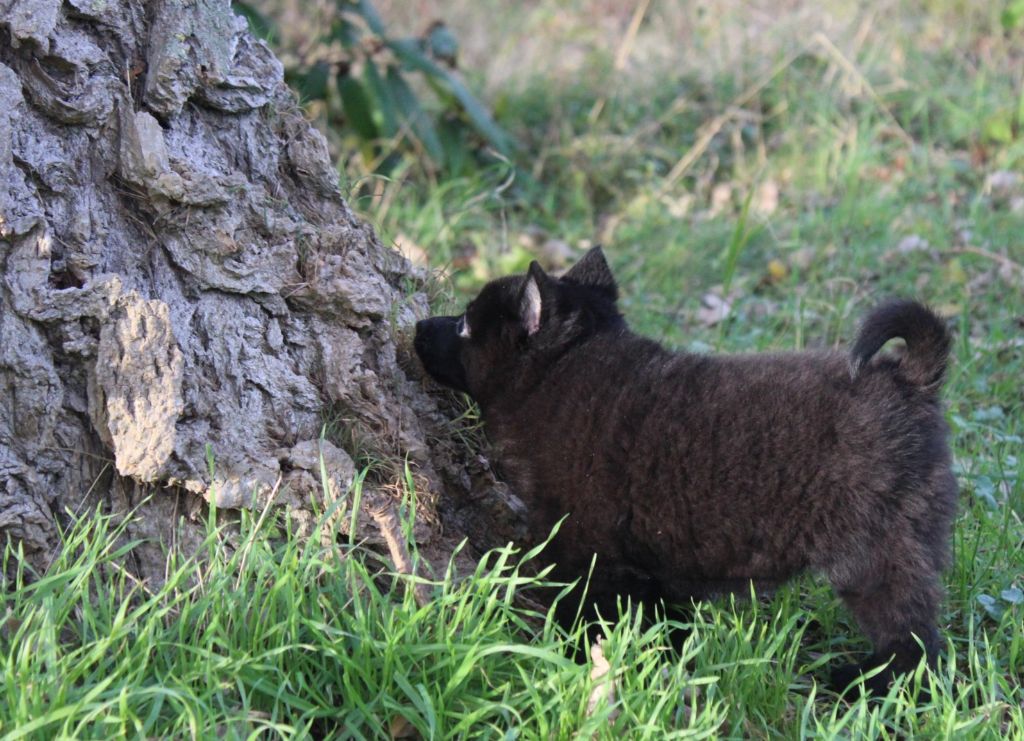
[493,309,954,596]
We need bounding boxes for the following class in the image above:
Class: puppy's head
[414,246,623,404]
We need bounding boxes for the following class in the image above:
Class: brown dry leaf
[389,714,421,740]
[394,233,428,267]
[709,183,733,217]
[753,179,779,215]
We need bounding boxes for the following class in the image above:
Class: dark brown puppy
[414,247,957,694]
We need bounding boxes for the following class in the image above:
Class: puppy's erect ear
[520,261,552,336]
[563,245,617,298]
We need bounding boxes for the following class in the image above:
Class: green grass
[5,1,1024,737]
[1,476,1021,738]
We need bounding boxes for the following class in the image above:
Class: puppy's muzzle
[414,316,469,393]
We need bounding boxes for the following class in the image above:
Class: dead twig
[588,0,652,124]
[368,497,432,608]
[657,41,812,199]
[811,31,914,148]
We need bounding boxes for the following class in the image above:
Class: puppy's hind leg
[830,548,944,696]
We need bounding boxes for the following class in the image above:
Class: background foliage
[235,0,514,176]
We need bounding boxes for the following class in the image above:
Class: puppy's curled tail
[850,300,951,391]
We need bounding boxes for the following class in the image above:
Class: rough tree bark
[0,0,521,580]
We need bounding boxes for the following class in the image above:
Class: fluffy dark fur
[415,247,957,694]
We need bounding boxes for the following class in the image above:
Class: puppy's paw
[830,663,864,695]
[829,663,891,697]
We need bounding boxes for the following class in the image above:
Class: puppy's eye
[457,315,471,339]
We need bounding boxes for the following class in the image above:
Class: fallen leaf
[393,233,428,267]
[766,258,788,282]
[896,234,930,253]
[697,292,732,326]
[389,715,421,740]
[753,179,779,215]
[709,183,733,217]
[789,247,817,271]
[985,170,1022,204]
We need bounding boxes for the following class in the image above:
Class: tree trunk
[0,0,519,581]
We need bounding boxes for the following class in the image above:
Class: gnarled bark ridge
[0,0,520,578]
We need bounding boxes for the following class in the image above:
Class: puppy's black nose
[412,315,469,393]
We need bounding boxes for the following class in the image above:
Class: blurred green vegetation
[235,0,514,176]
